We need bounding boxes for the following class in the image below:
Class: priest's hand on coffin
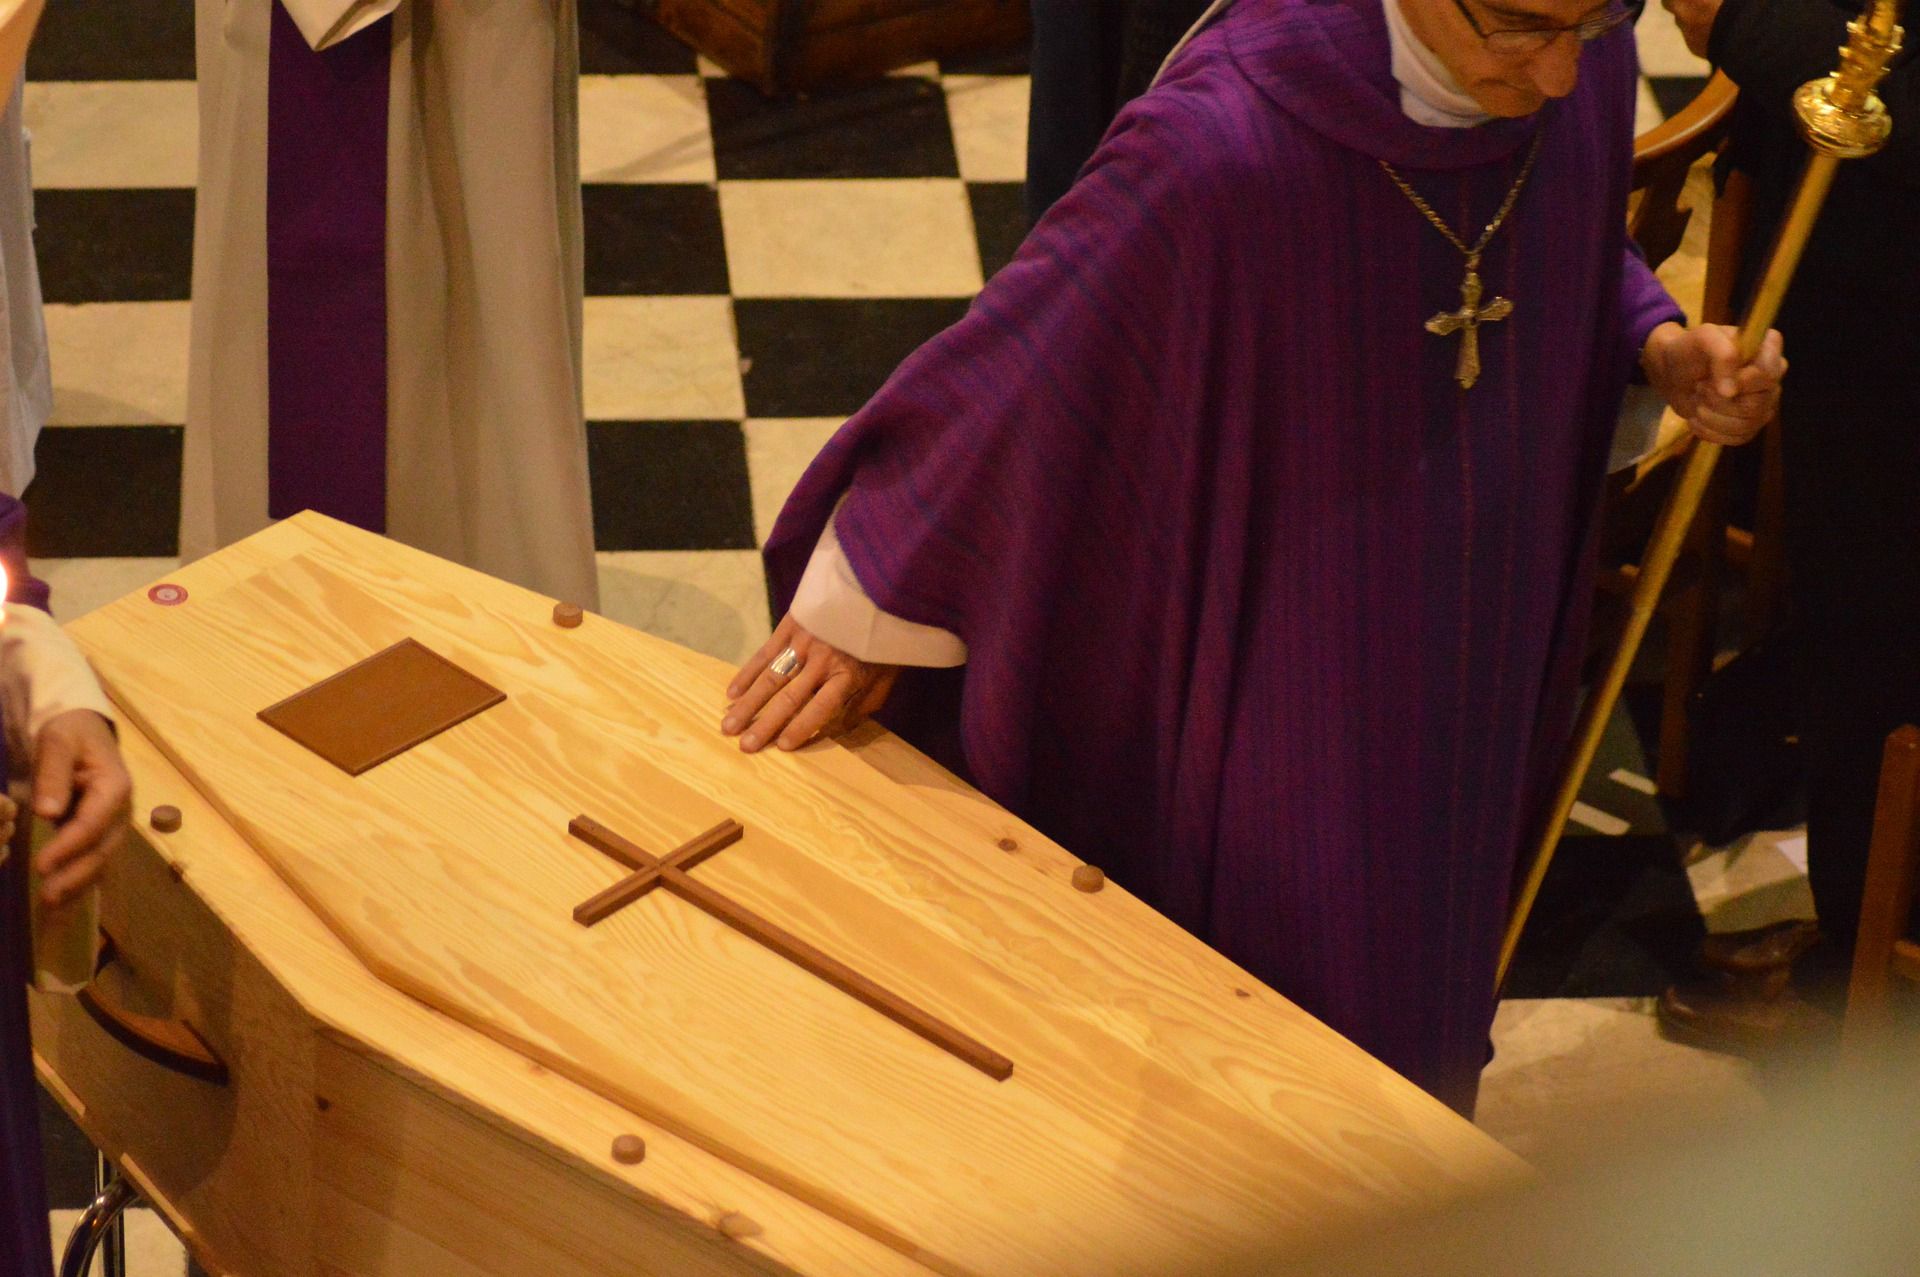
[30,708,130,909]
[722,614,900,755]
[1641,320,1786,448]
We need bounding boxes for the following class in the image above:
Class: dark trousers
[1025,0,1213,222]
[1779,340,1920,996]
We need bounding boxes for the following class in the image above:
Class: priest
[723,0,1785,1111]
[182,0,599,606]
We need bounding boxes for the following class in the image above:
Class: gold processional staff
[1498,0,1909,992]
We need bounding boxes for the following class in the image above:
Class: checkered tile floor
[21,4,1726,1272]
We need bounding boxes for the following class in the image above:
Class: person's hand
[722,615,899,755]
[1660,0,1723,59]
[31,709,131,909]
[1641,321,1785,447]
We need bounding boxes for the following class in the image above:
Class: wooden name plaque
[257,638,505,775]
[31,513,1521,1277]
[650,0,1031,93]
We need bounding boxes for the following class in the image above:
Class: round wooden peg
[553,602,585,629]
[149,805,183,834]
[1072,864,1105,893]
[611,1134,647,1165]
[716,1211,763,1241]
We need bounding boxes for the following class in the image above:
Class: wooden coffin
[31,513,1522,1277]
[648,0,1030,93]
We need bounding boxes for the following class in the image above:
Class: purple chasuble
[766,0,1680,1113]
[267,2,390,532]
[1,495,52,1277]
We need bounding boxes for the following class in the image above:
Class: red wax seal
[148,583,189,606]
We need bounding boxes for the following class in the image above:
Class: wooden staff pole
[1497,0,1906,992]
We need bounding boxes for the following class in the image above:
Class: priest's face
[1406,0,1638,117]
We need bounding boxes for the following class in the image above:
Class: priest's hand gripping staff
[1497,0,1908,993]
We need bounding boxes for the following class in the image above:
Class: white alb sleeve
[280,0,402,50]
[1,603,117,758]
[789,514,968,668]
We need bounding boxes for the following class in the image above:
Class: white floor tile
[23,82,197,189]
[1480,997,1769,1161]
[596,549,771,667]
[1685,827,1819,934]
[943,75,1030,184]
[34,557,180,623]
[49,1205,187,1276]
[1609,768,1659,795]
[719,179,983,299]
[580,74,716,184]
[743,417,843,545]
[1635,5,1712,79]
[1570,801,1631,836]
[44,301,191,426]
[583,295,744,421]
[1634,76,1665,137]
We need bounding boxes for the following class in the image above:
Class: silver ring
[768,646,802,680]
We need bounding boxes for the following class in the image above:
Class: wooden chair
[1629,72,1740,274]
[1844,725,1920,1053]
[1604,72,1789,798]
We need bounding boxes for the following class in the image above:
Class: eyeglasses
[1450,0,1645,56]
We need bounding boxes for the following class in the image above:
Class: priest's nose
[1525,36,1581,99]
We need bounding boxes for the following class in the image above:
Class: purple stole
[1,707,52,1277]
[2,500,55,1276]
[266,2,391,531]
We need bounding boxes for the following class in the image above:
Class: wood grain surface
[569,815,1013,1079]
[69,514,1523,1277]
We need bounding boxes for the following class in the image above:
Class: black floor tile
[587,420,755,551]
[735,298,970,418]
[1648,75,1713,123]
[707,76,960,180]
[967,182,1029,282]
[27,0,194,81]
[578,0,701,74]
[31,188,194,304]
[583,184,728,295]
[38,1086,97,1210]
[939,42,1032,76]
[24,427,183,559]
[1504,833,1705,999]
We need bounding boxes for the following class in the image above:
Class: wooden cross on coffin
[569,816,1013,1081]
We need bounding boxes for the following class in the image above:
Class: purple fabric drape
[266,3,391,531]
[1,494,50,1277]
[1,764,49,1277]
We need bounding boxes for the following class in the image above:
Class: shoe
[1698,919,1820,977]
[1655,978,1833,1057]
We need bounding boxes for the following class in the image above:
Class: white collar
[1381,0,1495,129]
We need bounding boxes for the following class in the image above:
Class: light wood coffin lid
[70,513,1522,1277]
[71,521,929,1277]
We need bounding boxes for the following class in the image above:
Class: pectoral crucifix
[1425,261,1512,391]
[569,815,1013,1080]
